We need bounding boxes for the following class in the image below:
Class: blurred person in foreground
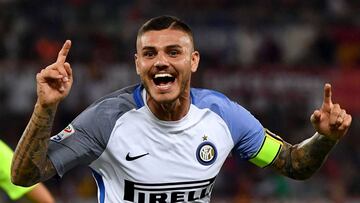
[11,16,351,203]
[0,140,54,203]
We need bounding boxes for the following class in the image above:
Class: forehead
[137,29,192,49]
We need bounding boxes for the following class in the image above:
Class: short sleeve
[221,101,265,160]
[191,89,265,160]
[208,98,283,167]
[47,101,113,177]
[48,95,135,177]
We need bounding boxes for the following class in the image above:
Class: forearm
[272,132,338,180]
[11,103,57,186]
[26,183,55,203]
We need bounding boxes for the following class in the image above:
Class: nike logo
[126,152,149,161]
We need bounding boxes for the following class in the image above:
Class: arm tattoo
[271,133,338,180]
[11,104,57,186]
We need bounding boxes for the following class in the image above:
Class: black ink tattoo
[11,104,57,186]
[271,133,338,180]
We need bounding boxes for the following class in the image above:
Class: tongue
[158,81,171,86]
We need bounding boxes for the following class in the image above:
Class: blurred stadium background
[0,0,359,202]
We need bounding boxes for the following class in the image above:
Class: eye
[168,49,180,57]
[143,51,156,58]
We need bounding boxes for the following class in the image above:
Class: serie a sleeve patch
[249,129,283,168]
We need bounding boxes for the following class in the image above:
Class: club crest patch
[196,141,217,166]
[50,124,75,142]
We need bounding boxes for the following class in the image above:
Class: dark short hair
[137,15,194,47]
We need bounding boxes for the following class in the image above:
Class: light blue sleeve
[191,88,265,159]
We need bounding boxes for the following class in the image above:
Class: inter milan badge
[196,141,217,166]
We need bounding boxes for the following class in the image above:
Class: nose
[154,52,169,69]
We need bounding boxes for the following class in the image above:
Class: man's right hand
[36,40,73,108]
[11,41,72,187]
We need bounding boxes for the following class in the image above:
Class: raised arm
[11,40,73,186]
[271,83,352,180]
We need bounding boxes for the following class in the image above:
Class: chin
[143,79,184,104]
[149,90,180,104]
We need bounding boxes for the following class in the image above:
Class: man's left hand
[310,83,352,141]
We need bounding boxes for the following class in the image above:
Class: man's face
[135,29,199,104]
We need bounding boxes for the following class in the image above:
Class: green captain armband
[249,129,283,168]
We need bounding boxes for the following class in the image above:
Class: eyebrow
[142,46,155,50]
[141,44,182,51]
[165,45,182,49]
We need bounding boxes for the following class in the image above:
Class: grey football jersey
[48,84,268,203]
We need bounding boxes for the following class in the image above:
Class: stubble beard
[142,74,191,106]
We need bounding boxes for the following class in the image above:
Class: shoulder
[191,88,230,107]
[191,87,227,101]
[90,84,139,109]
[191,88,263,143]
[73,84,140,128]
[85,85,138,115]
[191,87,248,116]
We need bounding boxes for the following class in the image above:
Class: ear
[191,51,200,72]
[134,53,140,75]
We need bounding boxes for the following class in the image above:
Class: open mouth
[153,73,175,86]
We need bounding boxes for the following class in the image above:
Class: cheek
[176,58,192,69]
[137,60,151,73]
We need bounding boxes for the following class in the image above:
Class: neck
[146,90,191,121]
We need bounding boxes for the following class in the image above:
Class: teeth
[154,73,173,78]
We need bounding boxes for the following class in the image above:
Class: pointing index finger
[323,83,332,105]
[56,40,72,64]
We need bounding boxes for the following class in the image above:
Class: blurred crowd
[0,0,359,202]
